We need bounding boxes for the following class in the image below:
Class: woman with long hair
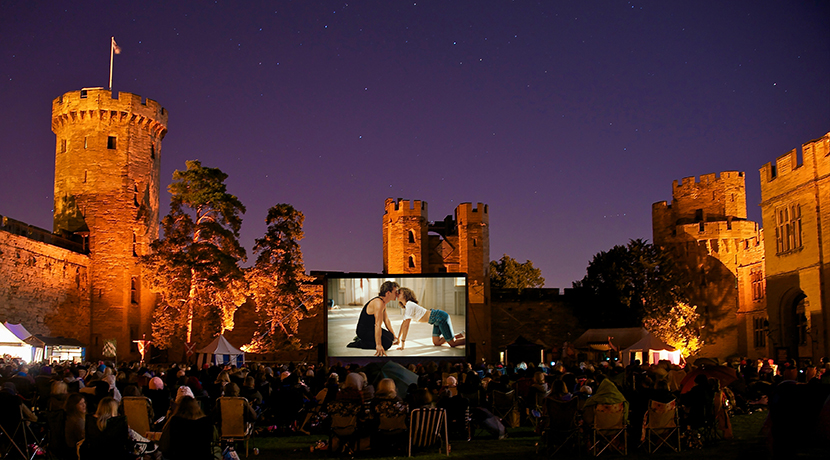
[159,396,218,460]
[396,287,465,349]
[64,393,87,459]
[82,397,154,460]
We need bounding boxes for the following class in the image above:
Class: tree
[245,204,321,352]
[489,254,545,292]
[141,160,247,350]
[573,239,702,354]
[643,302,703,355]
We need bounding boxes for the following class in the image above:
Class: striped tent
[196,335,245,368]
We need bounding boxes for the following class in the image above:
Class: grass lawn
[236,409,819,459]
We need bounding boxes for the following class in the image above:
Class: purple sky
[1,1,828,289]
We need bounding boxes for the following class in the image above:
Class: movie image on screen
[327,275,467,358]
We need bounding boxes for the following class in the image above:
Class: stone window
[753,317,767,348]
[130,277,138,304]
[150,142,155,159]
[408,230,415,243]
[83,170,87,183]
[774,204,802,254]
[750,267,765,301]
[107,136,117,150]
[134,184,139,206]
[132,233,138,257]
[408,255,415,268]
[59,139,67,153]
[80,89,88,99]
[84,136,88,149]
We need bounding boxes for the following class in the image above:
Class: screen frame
[317,271,469,365]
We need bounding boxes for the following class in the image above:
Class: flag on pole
[109,37,121,90]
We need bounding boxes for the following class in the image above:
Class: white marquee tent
[0,322,34,362]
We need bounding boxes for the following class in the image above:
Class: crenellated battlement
[384,197,428,219]
[52,88,168,138]
[672,171,745,193]
[673,219,759,241]
[455,202,489,225]
[759,132,830,195]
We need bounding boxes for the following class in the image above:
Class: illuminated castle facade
[759,133,830,363]
[0,88,167,360]
[653,130,830,364]
[652,172,767,359]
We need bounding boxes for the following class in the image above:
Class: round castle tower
[51,88,168,358]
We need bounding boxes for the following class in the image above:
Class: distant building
[759,132,830,364]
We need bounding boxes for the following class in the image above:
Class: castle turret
[382,198,429,274]
[52,88,167,359]
[456,203,489,292]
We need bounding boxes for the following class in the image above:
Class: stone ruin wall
[0,226,90,343]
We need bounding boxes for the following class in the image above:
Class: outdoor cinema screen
[326,274,467,359]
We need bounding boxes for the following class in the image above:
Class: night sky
[1,1,828,289]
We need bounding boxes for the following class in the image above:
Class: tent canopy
[4,323,32,342]
[0,323,27,346]
[0,323,34,362]
[572,328,678,365]
[196,335,244,367]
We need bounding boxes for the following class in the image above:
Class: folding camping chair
[408,407,449,457]
[539,397,580,457]
[0,397,45,460]
[122,396,160,440]
[589,402,627,456]
[373,400,409,455]
[492,390,519,428]
[218,397,254,457]
[328,400,364,455]
[646,399,680,453]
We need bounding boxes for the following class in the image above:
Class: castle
[1,88,166,360]
[1,85,826,365]
[652,131,830,363]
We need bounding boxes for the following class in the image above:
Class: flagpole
[109,37,114,90]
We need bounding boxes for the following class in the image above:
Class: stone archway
[778,287,807,361]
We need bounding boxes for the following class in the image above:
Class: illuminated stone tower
[383,198,493,361]
[382,198,429,274]
[52,88,168,359]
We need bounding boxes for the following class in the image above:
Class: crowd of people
[0,354,828,459]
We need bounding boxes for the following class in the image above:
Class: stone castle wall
[0,219,90,343]
[759,132,830,361]
[735,231,768,360]
[491,288,582,362]
[652,171,764,360]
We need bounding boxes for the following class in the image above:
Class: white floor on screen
[327,303,465,358]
